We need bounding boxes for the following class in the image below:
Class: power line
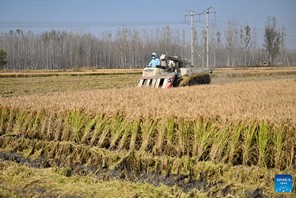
[0,20,185,28]
[185,7,216,68]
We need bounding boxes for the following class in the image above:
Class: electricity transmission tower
[186,7,216,68]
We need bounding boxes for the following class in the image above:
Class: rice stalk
[86,148,102,167]
[146,158,160,174]
[274,123,284,169]
[110,116,128,150]
[39,114,48,139]
[192,119,203,157]
[117,122,132,151]
[26,111,43,139]
[30,146,45,160]
[283,125,296,169]
[171,158,182,175]
[164,118,175,156]
[23,146,35,159]
[70,110,88,142]
[81,116,98,144]
[56,143,74,163]
[53,115,63,141]
[227,121,244,165]
[152,120,167,155]
[113,150,141,174]
[90,115,109,146]
[176,119,190,156]
[44,141,59,159]
[75,145,91,164]
[6,108,17,134]
[209,125,230,163]
[180,156,192,175]
[257,120,269,167]
[97,121,111,148]
[22,111,34,137]
[242,122,257,166]
[45,114,54,140]
[13,110,27,136]
[159,156,170,176]
[140,119,157,152]
[61,112,72,141]
[194,120,216,161]
[23,140,36,158]
[129,120,140,150]
[0,107,9,135]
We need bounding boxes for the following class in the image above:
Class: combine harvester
[137,54,211,89]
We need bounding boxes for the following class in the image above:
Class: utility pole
[185,10,199,67]
[190,10,194,67]
[206,9,210,68]
[199,7,216,68]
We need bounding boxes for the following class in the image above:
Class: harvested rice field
[0,67,296,197]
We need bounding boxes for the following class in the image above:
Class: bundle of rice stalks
[174,72,211,87]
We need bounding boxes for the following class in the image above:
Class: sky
[1,0,296,50]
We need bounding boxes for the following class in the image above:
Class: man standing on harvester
[148,52,160,68]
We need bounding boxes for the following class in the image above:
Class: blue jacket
[148,52,160,67]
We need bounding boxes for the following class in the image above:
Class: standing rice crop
[0,78,296,197]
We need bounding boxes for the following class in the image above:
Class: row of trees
[0,27,186,69]
[0,17,295,70]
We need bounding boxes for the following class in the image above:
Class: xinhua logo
[274,174,293,193]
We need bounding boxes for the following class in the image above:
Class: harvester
[137,54,211,89]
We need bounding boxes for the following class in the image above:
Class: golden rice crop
[1,77,296,196]
[0,79,295,122]
[0,109,295,196]
[1,107,295,170]
[1,78,295,171]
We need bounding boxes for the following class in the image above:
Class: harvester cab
[137,54,211,88]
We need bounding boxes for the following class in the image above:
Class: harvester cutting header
[137,52,211,89]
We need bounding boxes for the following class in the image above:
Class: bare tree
[264,17,282,64]
[225,20,240,66]
[0,48,7,69]
[278,26,289,66]
[0,23,295,70]
[239,25,252,66]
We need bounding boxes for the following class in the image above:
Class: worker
[148,52,160,68]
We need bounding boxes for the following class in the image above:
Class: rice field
[0,67,296,197]
[1,78,295,122]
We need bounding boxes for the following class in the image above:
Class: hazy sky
[1,0,296,49]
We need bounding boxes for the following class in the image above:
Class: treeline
[0,21,295,70]
[0,27,190,70]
